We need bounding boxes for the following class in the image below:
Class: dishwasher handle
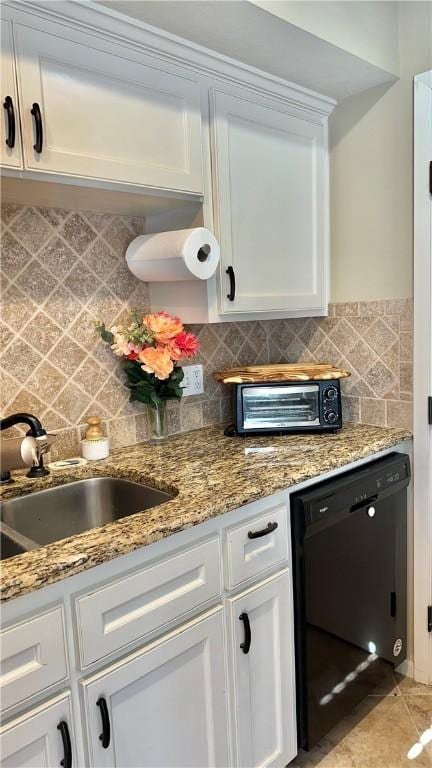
[350,494,378,514]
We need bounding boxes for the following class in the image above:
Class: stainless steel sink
[1,530,28,560]
[0,477,174,548]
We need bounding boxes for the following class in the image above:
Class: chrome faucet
[0,412,56,483]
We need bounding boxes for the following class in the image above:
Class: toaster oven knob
[324,386,338,400]
[324,410,338,424]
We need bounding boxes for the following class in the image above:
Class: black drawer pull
[248,521,278,539]
[97,697,110,749]
[239,612,251,654]
[226,266,235,301]
[31,102,43,153]
[57,721,72,768]
[3,96,15,149]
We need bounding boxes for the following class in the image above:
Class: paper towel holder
[197,244,211,262]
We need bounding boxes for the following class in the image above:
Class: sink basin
[1,530,28,560]
[0,477,174,547]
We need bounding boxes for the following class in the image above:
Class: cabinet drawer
[0,607,68,713]
[76,538,221,667]
[225,504,289,589]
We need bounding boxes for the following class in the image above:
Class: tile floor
[292,674,432,767]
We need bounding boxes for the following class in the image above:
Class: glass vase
[148,401,168,443]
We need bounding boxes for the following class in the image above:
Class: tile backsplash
[1,204,412,460]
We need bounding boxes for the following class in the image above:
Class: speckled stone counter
[0,423,411,603]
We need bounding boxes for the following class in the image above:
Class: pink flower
[175,331,200,358]
[139,346,174,380]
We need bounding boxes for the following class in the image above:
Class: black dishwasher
[291,452,410,750]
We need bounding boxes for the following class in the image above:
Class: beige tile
[1,283,37,332]
[36,207,70,227]
[166,400,181,435]
[68,310,99,351]
[85,238,118,279]
[135,413,149,442]
[0,321,13,350]
[342,395,360,423]
[297,319,326,353]
[347,339,377,375]
[64,261,99,304]
[21,312,63,355]
[27,362,67,405]
[1,338,42,384]
[400,363,413,394]
[0,370,19,412]
[102,218,136,255]
[107,415,136,450]
[314,337,342,365]
[97,375,128,416]
[50,427,81,461]
[359,300,386,316]
[0,231,32,279]
[88,286,123,325]
[180,402,202,432]
[364,361,397,399]
[46,285,81,329]
[15,259,58,304]
[381,341,399,376]
[396,675,432,696]
[7,387,46,418]
[364,318,398,357]
[202,399,221,426]
[1,203,21,225]
[400,332,413,363]
[360,397,386,427]
[105,263,138,302]
[328,319,359,355]
[404,696,432,760]
[9,207,52,252]
[48,335,87,377]
[333,302,360,317]
[38,236,75,280]
[74,358,107,398]
[293,695,431,767]
[41,409,68,431]
[386,400,413,431]
[83,212,113,232]
[53,383,91,425]
[59,213,97,255]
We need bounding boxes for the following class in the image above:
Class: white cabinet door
[1,20,23,168]
[0,693,75,768]
[13,23,203,193]
[227,571,297,768]
[81,609,229,767]
[212,89,328,316]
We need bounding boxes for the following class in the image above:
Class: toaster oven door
[242,385,320,430]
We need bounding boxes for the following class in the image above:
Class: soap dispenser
[81,416,109,460]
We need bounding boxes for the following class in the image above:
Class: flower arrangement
[96,310,200,414]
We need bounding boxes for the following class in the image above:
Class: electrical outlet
[182,364,204,396]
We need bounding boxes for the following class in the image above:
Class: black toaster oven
[230,379,343,435]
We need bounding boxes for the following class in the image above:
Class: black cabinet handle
[57,721,72,768]
[31,102,43,153]
[248,521,278,539]
[239,612,251,654]
[3,96,15,149]
[97,697,110,749]
[226,266,235,301]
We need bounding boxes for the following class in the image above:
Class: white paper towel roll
[125,228,220,282]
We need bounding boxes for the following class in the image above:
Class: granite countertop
[0,423,411,603]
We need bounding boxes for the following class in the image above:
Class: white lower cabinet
[81,608,229,767]
[227,570,297,768]
[0,692,75,768]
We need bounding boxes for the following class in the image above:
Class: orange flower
[143,311,183,345]
[139,346,174,380]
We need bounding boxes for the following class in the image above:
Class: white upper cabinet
[12,23,203,193]
[81,609,229,768]
[211,88,329,316]
[1,20,22,169]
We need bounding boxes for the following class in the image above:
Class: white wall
[252,1,400,75]
[329,1,432,302]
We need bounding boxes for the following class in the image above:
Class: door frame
[413,70,432,684]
